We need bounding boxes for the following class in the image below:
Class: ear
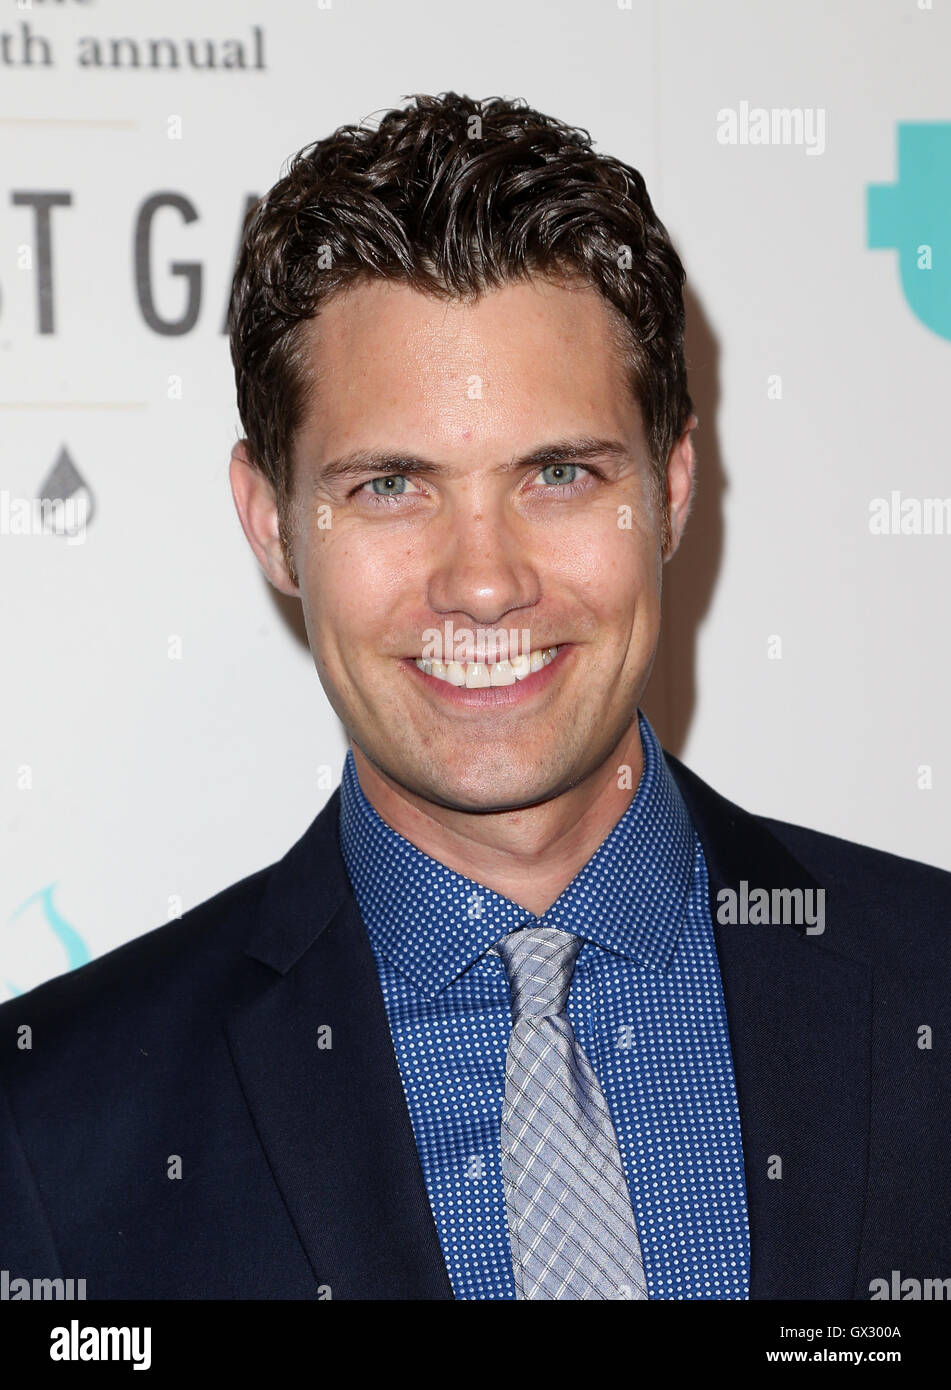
[228,440,299,596]
[662,413,698,561]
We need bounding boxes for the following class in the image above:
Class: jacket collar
[228,786,454,1299]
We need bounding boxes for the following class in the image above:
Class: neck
[350,718,644,916]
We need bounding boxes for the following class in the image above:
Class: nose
[426,500,541,628]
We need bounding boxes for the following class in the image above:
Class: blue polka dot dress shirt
[337,710,751,1300]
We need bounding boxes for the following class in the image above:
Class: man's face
[240,275,693,814]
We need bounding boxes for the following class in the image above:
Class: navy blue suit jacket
[2,755,950,1299]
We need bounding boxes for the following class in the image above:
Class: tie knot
[495,927,582,1019]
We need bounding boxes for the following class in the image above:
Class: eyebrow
[311,437,632,490]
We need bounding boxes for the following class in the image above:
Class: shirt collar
[338,710,695,1001]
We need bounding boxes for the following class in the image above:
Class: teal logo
[5,884,90,997]
[868,122,951,341]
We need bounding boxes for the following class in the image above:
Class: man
[2,93,949,1301]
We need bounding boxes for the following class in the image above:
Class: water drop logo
[867,122,951,342]
[5,884,90,997]
[38,446,95,534]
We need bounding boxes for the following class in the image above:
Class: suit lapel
[225,791,454,1300]
[667,753,873,1299]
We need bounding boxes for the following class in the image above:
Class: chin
[412,760,571,815]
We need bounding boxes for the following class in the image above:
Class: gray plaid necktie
[494,926,648,1300]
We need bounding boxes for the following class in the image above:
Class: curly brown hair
[228,91,693,560]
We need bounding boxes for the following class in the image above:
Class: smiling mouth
[414,646,560,688]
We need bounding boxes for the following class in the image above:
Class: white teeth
[415,646,560,686]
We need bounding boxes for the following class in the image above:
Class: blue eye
[539,464,579,485]
[369,475,410,494]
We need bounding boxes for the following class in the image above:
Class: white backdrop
[3,0,949,998]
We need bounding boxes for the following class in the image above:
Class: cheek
[299,526,420,642]
[299,535,369,639]
[557,514,657,610]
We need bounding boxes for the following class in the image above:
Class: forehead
[291,275,645,466]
